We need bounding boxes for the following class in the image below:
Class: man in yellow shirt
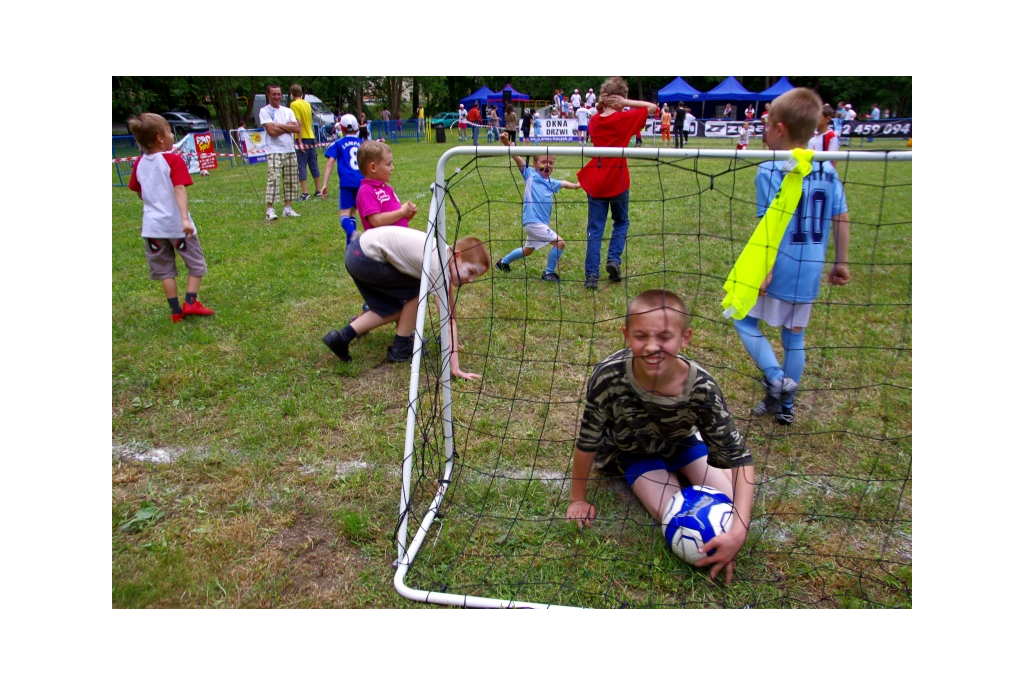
[290,83,323,200]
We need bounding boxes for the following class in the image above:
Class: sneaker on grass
[495,260,511,273]
[282,206,301,218]
[322,330,351,362]
[541,272,561,283]
[584,274,598,290]
[606,262,622,282]
[182,300,215,316]
[753,376,798,416]
[266,207,278,220]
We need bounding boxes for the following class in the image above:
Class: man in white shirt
[259,84,302,220]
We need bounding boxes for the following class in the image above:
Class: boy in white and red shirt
[809,104,840,154]
[127,113,214,323]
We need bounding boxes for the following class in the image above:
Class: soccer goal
[392,145,912,609]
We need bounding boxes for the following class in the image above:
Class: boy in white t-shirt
[127,113,215,323]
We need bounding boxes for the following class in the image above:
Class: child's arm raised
[560,180,582,190]
[173,184,195,237]
[566,448,598,527]
[499,132,525,172]
[828,212,851,285]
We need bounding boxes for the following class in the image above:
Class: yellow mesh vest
[721,149,814,320]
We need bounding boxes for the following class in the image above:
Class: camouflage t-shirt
[576,349,753,470]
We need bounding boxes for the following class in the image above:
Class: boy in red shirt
[127,113,215,323]
[576,77,659,289]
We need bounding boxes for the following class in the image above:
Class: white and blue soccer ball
[661,485,735,564]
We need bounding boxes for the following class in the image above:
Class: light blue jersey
[521,166,563,226]
[755,161,848,303]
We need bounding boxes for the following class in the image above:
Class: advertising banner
[236,128,268,165]
[171,134,200,174]
[193,132,219,171]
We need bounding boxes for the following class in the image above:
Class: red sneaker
[171,312,185,323]
[182,300,215,316]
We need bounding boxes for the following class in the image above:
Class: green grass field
[112,134,911,608]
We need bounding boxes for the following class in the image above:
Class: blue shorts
[615,434,709,487]
[337,186,358,211]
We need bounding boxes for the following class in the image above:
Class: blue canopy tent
[487,84,531,103]
[657,77,703,105]
[758,76,795,101]
[459,86,497,108]
[487,84,532,122]
[701,76,756,118]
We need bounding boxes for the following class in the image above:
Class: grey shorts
[296,139,320,182]
[144,236,208,280]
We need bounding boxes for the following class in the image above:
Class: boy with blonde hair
[354,140,418,231]
[493,132,581,283]
[732,87,851,425]
[568,289,754,584]
[577,77,659,289]
[127,113,215,323]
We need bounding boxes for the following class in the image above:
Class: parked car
[430,111,459,127]
[173,104,211,120]
[162,111,210,137]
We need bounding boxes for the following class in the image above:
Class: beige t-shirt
[358,226,450,296]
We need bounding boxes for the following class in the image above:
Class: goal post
[393,145,912,609]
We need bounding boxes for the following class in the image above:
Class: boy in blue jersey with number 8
[320,113,364,244]
[732,87,851,425]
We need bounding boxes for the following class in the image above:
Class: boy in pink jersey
[354,140,418,231]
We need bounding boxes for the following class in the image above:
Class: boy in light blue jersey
[732,87,851,425]
[320,114,364,244]
[494,132,581,283]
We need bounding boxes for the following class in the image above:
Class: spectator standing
[866,103,881,142]
[577,103,593,144]
[723,102,733,120]
[554,89,564,117]
[381,107,391,135]
[289,84,323,201]
[418,105,425,134]
[842,103,856,146]
[585,88,596,108]
[504,106,518,143]
[259,84,301,220]
[571,88,582,112]
[458,103,468,142]
[468,102,483,145]
[672,106,685,148]
[761,103,771,149]
[745,104,755,121]
[521,107,533,145]
[358,112,370,140]
[660,106,672,146]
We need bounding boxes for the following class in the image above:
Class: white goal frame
[391,145,912,609]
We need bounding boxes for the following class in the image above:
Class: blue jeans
[472,124,479,145]
[585,190,630,277]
